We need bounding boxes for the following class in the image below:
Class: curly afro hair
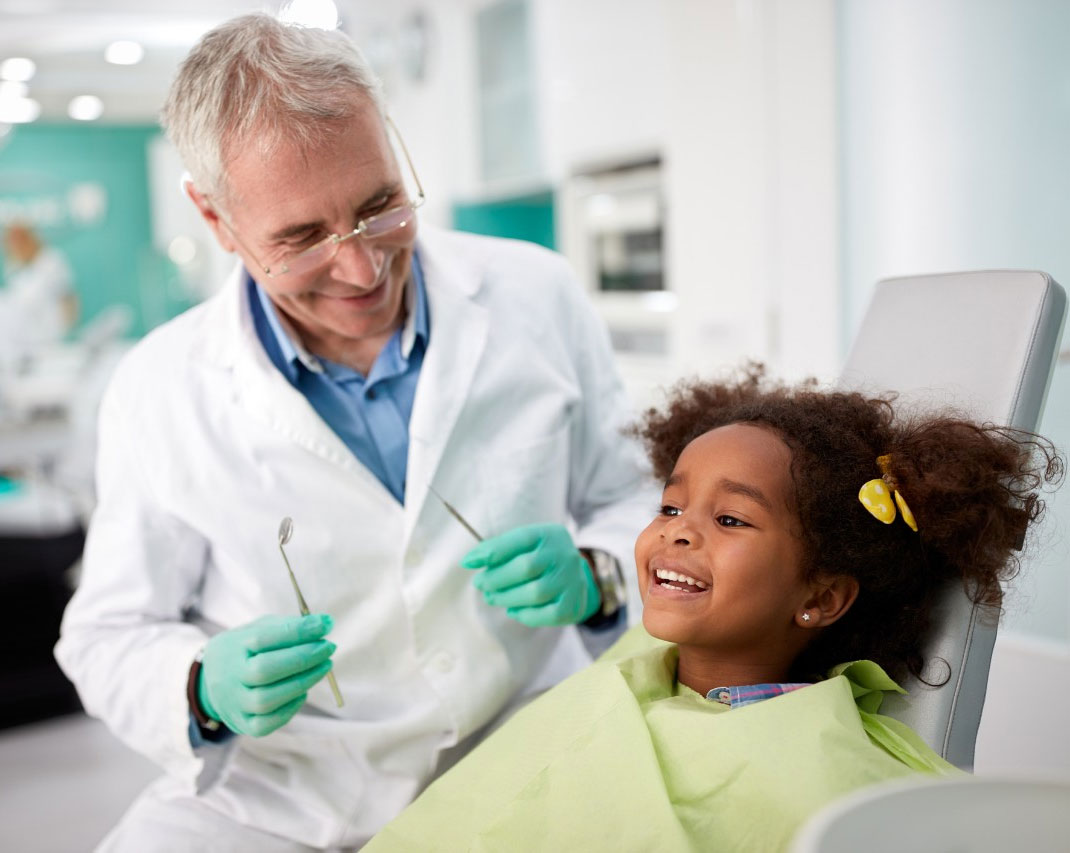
[632,365,1063,682]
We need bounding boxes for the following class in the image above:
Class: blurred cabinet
[559,158,674,407]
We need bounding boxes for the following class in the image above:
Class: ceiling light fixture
[0,82,29,99]
[105,40,145,65]
[69,95,104,121]
[0,57,36,82]
[0,97,41,124]
[278,0,340,30]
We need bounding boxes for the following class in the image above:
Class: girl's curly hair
[632,364,1063,682]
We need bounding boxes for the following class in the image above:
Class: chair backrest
[789,776,1070,853]
[838,270,1066,769]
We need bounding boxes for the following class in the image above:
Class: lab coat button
[431,652,455,673]
[407,546,425,566]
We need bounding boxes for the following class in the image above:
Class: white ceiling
[0,1,286,122]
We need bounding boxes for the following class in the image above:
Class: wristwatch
[187,648,221,733]
[580,548,626,628]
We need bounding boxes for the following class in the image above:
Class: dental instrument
[427,484,484,542]
[278,517,344,708]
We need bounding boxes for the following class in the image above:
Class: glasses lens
[271,203,417,277]
[284,241,337,276]
[363,204,417,238]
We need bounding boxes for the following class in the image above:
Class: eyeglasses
[214,116,425,279]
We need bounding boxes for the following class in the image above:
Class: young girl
[367,367,1062,852]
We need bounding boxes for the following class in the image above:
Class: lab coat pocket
[480,425,571,535]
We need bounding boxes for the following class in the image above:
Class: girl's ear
[795,575,859,629]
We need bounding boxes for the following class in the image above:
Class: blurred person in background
[55,12,651,851]
[0,223,78,372]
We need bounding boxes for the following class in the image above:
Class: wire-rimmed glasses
[215,116,425,279]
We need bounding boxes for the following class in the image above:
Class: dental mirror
[276,516,344,707]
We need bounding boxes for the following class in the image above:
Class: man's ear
[185,179,236,253]
[795,575,859,629]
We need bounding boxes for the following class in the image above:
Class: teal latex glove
[462,523,601,627]
[197,613,336,737]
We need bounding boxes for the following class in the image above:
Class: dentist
[56,13,651,851]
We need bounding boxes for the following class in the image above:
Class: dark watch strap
[187,649,223,735]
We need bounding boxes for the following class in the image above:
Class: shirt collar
[706,682,811,709]
[253,282,323,376]
[250,250,429,378]
[402,252,429,359]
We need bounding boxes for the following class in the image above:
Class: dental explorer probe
[277,517,344,708]
[427,484,484,542]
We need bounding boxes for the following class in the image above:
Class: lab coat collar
[192,260,388,494]
[192,225,491,523]
[402,227,489,542]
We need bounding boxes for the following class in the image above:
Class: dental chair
[837,270,1067,769]
[789,775,1070,852]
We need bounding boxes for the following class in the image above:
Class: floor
[0,713,158,853]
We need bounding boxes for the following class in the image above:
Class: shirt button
[367,388,377,400]
[431,651,456,673]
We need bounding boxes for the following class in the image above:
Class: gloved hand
[462,523,601,627]
[197,613,336,737]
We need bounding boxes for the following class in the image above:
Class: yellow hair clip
[858,454,918,532]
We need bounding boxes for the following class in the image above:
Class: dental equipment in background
[277,517,344,708]
[427,484,484,542]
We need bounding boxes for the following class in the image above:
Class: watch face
[588,550,625,613]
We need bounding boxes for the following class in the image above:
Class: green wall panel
[452,190,556,250]
[0,124,190,339]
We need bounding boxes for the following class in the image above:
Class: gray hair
[161,14,385,204]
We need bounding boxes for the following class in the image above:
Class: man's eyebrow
[717,477,773,511]
[264,182,401,242]
[267,219,326,241]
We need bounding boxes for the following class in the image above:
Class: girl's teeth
[655,569,708,589]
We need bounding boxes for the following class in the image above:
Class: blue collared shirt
[248,255,430,504]
[706,682,811,708]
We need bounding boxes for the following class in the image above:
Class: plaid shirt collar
[706,682,811,709]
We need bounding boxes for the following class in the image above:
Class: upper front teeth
[655,568,709,589]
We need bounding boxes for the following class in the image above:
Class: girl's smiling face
[635,422,819,681]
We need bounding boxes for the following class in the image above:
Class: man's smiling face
[209,98,418,369]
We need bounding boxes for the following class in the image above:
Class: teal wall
[0,124,191,339]
[452,190,556,250]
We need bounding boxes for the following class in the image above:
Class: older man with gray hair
[56,12,651,851]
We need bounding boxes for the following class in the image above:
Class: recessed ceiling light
[69,95,104,121]
[0,97,41,124]
[0,57,36,82]
[0,82,29,99]
[278,0,339,30]
[105,40,145,65]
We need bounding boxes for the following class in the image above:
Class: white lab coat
[0,248,73,370]
[56,226,653,848]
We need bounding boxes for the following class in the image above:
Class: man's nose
[329,235,385,286]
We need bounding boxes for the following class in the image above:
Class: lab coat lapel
[405,235,489,541]
[200,266,391,497]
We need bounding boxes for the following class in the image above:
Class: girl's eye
[717,515,748,528]
[659,505,681,517]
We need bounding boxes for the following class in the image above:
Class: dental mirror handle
[278,542,344,708]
